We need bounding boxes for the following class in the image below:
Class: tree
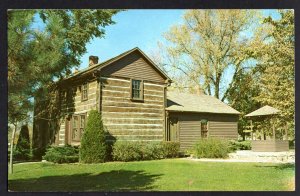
[252,10,294,138]
[14,125,31,161]
[226,67,261,140]
[8,9,120,120]
[159,10,258,99]
[8,9,120,172]
[80,110,108,163]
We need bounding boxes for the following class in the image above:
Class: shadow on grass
[255,163,295,170]
[9,170,162,192]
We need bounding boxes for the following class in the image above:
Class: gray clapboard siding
[208,121,238,139]
[168,112,239,150]
[179,121,202,149]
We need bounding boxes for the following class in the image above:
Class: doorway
[169,117,179,141]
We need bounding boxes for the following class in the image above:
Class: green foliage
[289,140,295,149]
[8,9,120,125]
[193,138,229,158]
[79,110,109,163]
[141,142,164,160]
[14,125,31,161]
[112,141,180,162]
[161,141,180,158]
[42,145,79,163]
[159,10,259,99]
[112,141,143,162]
[32,146,48,160]
[226,69,261,140]
[249,10,294,137]
[228,140,251,152]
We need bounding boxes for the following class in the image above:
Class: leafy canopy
[158,10,258,99]
[8,9,121,124]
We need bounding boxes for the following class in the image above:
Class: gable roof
[245,105,280,117]
[63,47,171,82]
[166,91,240,115]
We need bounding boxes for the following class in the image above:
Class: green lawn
[8,159,294,191]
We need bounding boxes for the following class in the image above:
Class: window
[201,119,208,138]
[131,79,143,100]
[72,114,86,142]
[82,83,88,101]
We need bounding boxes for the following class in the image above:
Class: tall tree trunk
[9,123,17,174]
[214,81,220,99]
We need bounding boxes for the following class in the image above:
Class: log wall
[100,76,166,142]
[58,79,98,146]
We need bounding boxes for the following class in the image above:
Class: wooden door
[169,117,179,141]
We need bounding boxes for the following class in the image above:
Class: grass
[8,159,295,191]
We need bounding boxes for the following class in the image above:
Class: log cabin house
[33,47,240,151]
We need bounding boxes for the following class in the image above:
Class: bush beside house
[192,138,230,158]
[79,110,109,163]
[113,141,180,162]
[43,145,79,163]
[228,140,252,152]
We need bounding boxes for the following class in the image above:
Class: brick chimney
[89,56,99,67]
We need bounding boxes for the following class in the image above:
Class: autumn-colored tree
[159,10,259,99]
[252,10,294,138]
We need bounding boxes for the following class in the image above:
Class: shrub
[14,125,31,161]
[193,138,229,158]
[112,141,143,162]
[141,141,164,160]
[161,141,180,158]
[32,146,47,160]
[289,140,295,149]
[112,140,180,162]
[228,140,251,152]
[42,145,79,163]
[80,110,109,163]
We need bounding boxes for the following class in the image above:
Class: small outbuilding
[245,105,289,152]
[166,91,240,150]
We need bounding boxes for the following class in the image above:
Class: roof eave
[166,109,240,115]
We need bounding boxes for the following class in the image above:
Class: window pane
[73,116,78,128]
[72,128,79,140]
[81,115,85,128]
[132,80,142,99]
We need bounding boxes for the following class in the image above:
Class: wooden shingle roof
[166,91,240,115]
[245,105,280,117]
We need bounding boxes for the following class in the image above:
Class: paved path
[184,150,295,163]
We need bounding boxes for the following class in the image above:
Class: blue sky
[79,9,185,69]
[78,9,281,70]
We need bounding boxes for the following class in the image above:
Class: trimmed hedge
[42,145,79,163]
[112,141,180,162]
[193,138,229,158]
[80,110,109,163]
[228,140,251,152]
